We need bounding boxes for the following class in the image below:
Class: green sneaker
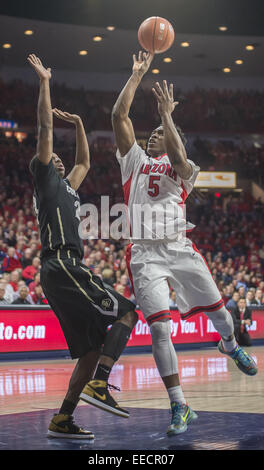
[218,341,258,376]
[167,402,198,436]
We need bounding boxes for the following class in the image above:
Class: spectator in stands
[255,288,264,305]
[31,285,48,305]
[4,228,17,247]
[93,266,102,278]
[22,257,40,284]
[0,239,7,266]
[259,245,264,268]
[0,283,9,305]
[221,284,234,304]
[120,259,128,273]
[9,270,20,293]
[20,247,33,269]
[224,284,234,300]
[169,290,178,308]
[115,285,125,296]
[246,290,258,307]
[247,276,259,289]
[12,280,34,304]
[226,291,240,310]
[16,239,26,260]
[101,268,115,287]
[258,281,264,292]
[0,276,15,303]
[1,247,22,273]
[114,274,132,299]
[28,242,40,258]
[222,267,234,286]
[11,285,31,305]
[236,273,247,291]
[28,271,41,294]
[237,285,247,298]
[229,298,253,347]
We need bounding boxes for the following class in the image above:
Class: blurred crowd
[1,78,264,134]
[0,131,263,206]
[191,136,264,183]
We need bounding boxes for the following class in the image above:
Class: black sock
[94,363,112,382]
[59,399,77,416]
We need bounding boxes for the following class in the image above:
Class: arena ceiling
[1,0,264,37]
[0,0,263,78]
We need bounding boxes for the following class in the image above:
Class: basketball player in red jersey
[111,51,258,436]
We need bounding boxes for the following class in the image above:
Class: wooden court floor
[0,344,264,451]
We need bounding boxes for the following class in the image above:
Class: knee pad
[102,322,132,362]
[150,320,178,378]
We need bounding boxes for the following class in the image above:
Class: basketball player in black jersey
[28,54,138,439]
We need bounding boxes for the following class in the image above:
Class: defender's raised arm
[52,108,90,190]
[27,54,53,166]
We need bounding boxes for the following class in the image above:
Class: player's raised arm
[52,108,90,190]
[152,80,192,179]
[27,54,53,166]
[111,51,154,157]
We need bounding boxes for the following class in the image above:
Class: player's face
[147,126,166,157]
[52,153,65,178]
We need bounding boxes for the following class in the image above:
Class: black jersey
[31,157,84,260]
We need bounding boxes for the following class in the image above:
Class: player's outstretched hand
[132,50,154,77]
[52,108,81,124]
[152,80,179,116]
[27,54,51,81]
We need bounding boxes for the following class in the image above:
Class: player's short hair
[157,124,187,147]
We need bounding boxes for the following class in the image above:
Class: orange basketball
[138,16,175,54]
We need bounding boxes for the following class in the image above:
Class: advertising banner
[0,307,263,354]
[194,171,236,188]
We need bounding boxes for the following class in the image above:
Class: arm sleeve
[116,141,148,184]
[31,157,60,199]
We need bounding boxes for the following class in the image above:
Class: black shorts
[40,250,135,359]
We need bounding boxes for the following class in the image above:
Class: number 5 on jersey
[148,175,160,197]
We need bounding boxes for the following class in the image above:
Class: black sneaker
[80,380,129,418]
[47,413,94,439]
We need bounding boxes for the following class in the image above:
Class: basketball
[138,16,175,54]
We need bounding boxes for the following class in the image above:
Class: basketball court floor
[0,344,264,451]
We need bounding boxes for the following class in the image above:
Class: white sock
[167,385,186,405]
[221,336,237,352]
